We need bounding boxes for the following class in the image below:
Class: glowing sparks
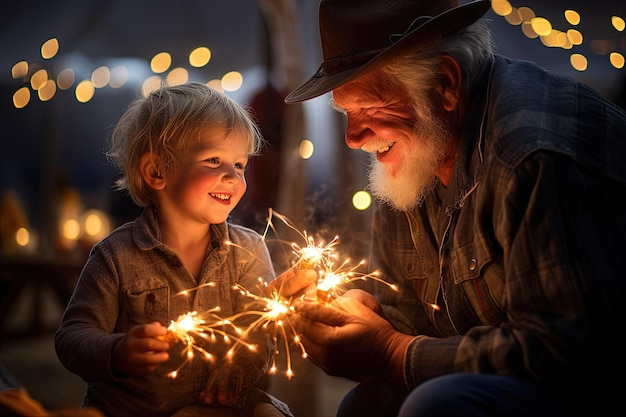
[228,284,307,379]
[315,258,398,303]
[162,209,398,380]
[293,233,338,270]
[262,208,338,270]
[163,308,255,378]
[263,209,397,303]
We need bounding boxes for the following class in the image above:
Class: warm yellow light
[531,17,552,37]
[151,52,172,74]
[564,10,580,25]
[541,30,571,49]
[84,214,102,236]
[491,0,512,17]
[557,31,572,49]
[610,52,625,69]
[612,16,625,32]
[518,7,536,22]
[570,54,588,71]
[298,140,314,159]
[521,22,539,39]
[12,61,28,79]
[15,227,30,247]
[38,80,56,101]
[504,9,523,25]
[352,191,372,211]
[62,219,81,240]
[91,66,110,88]
[142,76,164,97]
[567,29,583,46]
[30,69,48,90]
[41,38,59,59]
[13,87,31,109]
[82,209,110,240]
[221,71,243,92]
[166,67,189,86]
[189,47,211,67]
[75,80,95,103]
[207,79,223,92]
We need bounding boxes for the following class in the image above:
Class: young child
[55,83,293,417]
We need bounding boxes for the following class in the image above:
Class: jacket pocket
[124,277,170,324]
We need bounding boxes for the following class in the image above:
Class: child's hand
[199,362,247,407]
[112,322,170,377]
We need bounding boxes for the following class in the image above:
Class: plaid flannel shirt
[370,55,626,390]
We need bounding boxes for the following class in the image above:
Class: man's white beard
[367,101,451,212]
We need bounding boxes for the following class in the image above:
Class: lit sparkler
[163,307,256,379]
[163,209,398,379]
[226,282,306,379]
[262,208,338,270]
[263,210,397,303]
[315,258,398,303]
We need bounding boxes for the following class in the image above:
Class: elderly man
[274,0,626,416]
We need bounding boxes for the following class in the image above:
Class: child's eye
[205,157,220,164]
[235,162,246,170]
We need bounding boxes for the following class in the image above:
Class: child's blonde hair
[107,82,263,208]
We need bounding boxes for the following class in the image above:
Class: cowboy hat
[284,0,491,103]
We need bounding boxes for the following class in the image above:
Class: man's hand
[341,289,383,315]
[264,264,317,299]
[293,294,414,383]
[112,322,170,377]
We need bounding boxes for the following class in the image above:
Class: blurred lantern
[0,189,37,254]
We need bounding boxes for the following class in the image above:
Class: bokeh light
[41,38,59,60]
[189,47,211,67]
[570,53,588,71]
[166,67,189,86]
[75,80,95,103]
[221,71,243,92]
[13,87,31,109]
[352,191,372,211]
[151,52,172,74]
[298,140,314,159]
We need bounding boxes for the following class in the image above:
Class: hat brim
[285,0,491,103]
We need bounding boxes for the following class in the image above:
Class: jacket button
[407,263,415,273]
[469,258,477,271]
[146,293,156,302]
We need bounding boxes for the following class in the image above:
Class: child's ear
[140,152,166,190]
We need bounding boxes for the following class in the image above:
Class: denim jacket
[370,55,626,389]
[55,208,292,417]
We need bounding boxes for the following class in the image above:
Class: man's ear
[435,54,462,112]
[139,152,166,190]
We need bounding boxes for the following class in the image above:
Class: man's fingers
[332,296,374,316]
[267,266,317,297]
[294,300,350,326]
